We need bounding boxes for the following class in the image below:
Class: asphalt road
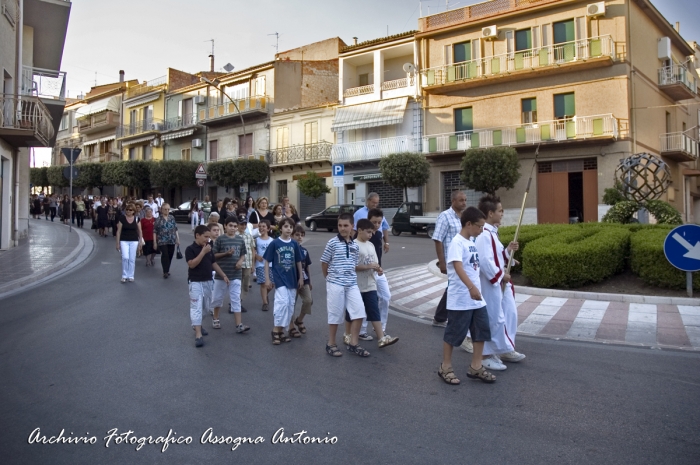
[0,228,699,464]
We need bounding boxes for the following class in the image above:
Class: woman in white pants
[116,203,143,283]
[190,197,203,231]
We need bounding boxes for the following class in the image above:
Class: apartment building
[417,0,699,224]
[52,97,81,168]
[332,32,423,208]
[0,0,70,248]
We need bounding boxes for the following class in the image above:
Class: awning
[83,140,99,146]
[331,97,408,132]
[161,129,195,141]
[99,135,116,143]
[122,135,156,146]
[76,96,120,117]
[125,93,160,108]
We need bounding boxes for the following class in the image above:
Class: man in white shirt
[146,195,160,218]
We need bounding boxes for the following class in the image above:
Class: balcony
[344,84,374,98]
[0,94,54,147]
[421,36,615,92]
[164,113,199,131]
[77,111,120,134]
[423,114,618,154]
[332,135,420,163]
[658,64,698,101]
[125,76,167,100]
[198,96,271,125]
[21,66,67,100]
[660,131,699,162]
[269,142,333,167]
[116,118,165,140]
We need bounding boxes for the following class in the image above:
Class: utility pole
[268,32,280,54]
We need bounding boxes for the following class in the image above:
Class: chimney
[119,70,125,83]
[353,37,358,45]
[675,22,680,33]
[209,54,214,73]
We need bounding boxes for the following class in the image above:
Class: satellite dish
[403,63,415,74]
[223,63,234,72]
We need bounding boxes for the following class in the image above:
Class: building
[416,0,699,224]
[0,0,71,248]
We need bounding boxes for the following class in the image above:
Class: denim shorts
[345,290,380,322]
[443,307,491,347]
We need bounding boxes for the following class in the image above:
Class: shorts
[345,290,380,322]
[326,282,365,325]
[255,266,274,285]
[443,307,491,347]
[211,279,242,311]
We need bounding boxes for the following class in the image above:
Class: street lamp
[199,77,247,154]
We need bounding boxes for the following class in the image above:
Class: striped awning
[161,129,194,141]
[83,140,99,146]
[122,135,156,146]
[99,135,116,143]
[76,96,120,117]
[331,97,408,132]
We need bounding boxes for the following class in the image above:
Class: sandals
[271,331,281,345]
[438,364,461,385]
[346,344,370,357]
[289,328,302,338]
[294,318,307,334]
[466,365,497,383]
[279,331,292,343]
[325,344,343,357]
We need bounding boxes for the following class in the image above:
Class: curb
[0,226,96,300]
[420,259,700,306]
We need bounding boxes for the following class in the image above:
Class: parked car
[305,204,362,231]
[391,202,439,238]
[171,201,202,223]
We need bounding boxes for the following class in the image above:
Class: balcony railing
[658,64,698,94]
[116,118,165,139]
[198,96,271,123]
[125,75,167,100]
[21,66,67,100]
[419,0,560,32]
[343,84,374,98]
[0,94,54,146]
[164,113,198,131]
[381,77,414,91]
[422,36,614,88]
[660,131,699,160]
[269,142,333,166]
[423,114,618,153]
[332,135,420,163]
[77,111,119,133]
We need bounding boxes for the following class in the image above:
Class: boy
[255,220,274,311]
[263,217,303,345]
[475,194,525,369]
[289,225,313,336]
[211,217,250,334]
[438,207,496,384]
[321,213,368,357]
[365,208,392,337]
[207,223,223,316]
[186,225,229,348]
[234,209,255,313]
[347,219,398,348]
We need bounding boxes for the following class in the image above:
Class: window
[359,74,369,86]
[209,140,218,161]
[515,29,532,51]
[59,113,69,131]
[554,93,575,119]
[141,105,153,128]
[325,205,340,214]
[522,98,537,124]
[128,147,136,160]
[304,121,318,145]
[453,41,471,63]
[276,180,287,203]
[85,144,95,158]
[181,148,191,161]
[226,83,249,101]
[143,145,152,160]
[276,127,289,149]
[553,19,575,44]
[666,112,671,133]
[454,107,473,133]
[239,133,252,157]
[179,98,193,123]
[253,75,266,96]
[129,109,138,129]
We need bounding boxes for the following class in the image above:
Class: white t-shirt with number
[446,233,486,311]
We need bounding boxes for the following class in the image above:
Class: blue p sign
[332,164,344,177]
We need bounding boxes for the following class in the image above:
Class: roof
[341,31,417,53]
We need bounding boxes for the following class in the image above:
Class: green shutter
[468,61,478,78]
[491,57,501,74]
[590,38,602,57]
[516,127,526,144]
[593,118,604,136]
[563,43,575,62]
[522,98,537,112]
[493,130,502,146]
[539,48,549,66]
[554,93,575,118]
[453,42,471,63]
[553,20,575,44]
[566,120,576,139]
[514,52,525,70]
[427,70,435,86]
[447,65,456,82]
[471,132,480,148]
[429,138,437,153]
[454,107,473,133]
[449,135,458,151]
[515,29,532,51]
[541,124,552,140]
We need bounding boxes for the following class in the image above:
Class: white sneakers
[482,355,507,371]
[460,337,474,353]
[499,351,526,363]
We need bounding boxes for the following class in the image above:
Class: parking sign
[332,164,344,177]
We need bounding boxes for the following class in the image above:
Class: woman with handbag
[154,203,180,279]
[115,203,143,283]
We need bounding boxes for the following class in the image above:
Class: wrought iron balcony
[116,118,165,139]
[198,96,271,124]
[269,141,332,166]
[660,131,699,162]
[332,135,420,163]
[164,113,198,131]
[658,64,698,100]
[423,114,618,154]
[0,94,54,147]
[21,66,67,100]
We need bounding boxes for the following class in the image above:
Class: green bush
[645,200,682,225]
[630,228,700,290]
[497,224,570,271]
[602,201,638,223]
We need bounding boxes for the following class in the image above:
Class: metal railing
[420,0,559,32]
[421,35,614,87]
[0,94,54,145]
[660,132,699,159]
[125,75,167,100]
[77,110,119,131]
[343,84,374,98]
[269,141,333,165]
[116,118,165,138]
[199,96,271,122]
[164,113,198,131]
[22,66,67,100]
[423,114,618,153]
[332,135,420,163]
[658,64,698,94]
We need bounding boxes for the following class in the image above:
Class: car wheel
[327,228,334,232]
[427,226,435,238]
[391,226,401,237]
[309,221,317,232]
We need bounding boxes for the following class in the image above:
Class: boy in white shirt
[438,206,496,385]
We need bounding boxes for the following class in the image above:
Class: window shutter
[178,100,182,118]
[454,107,473,133]
[542,24,552,46]
[575,16,587,41]
[506,31,514,55]
[472,38,481,60]
[444,45,453,65]
[532,26,540,49]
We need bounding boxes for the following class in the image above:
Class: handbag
[176,245,183,259]
[91,222,98,230]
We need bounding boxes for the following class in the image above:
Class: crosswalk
[385,264,700,350]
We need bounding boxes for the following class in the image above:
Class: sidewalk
[386,261,700,351]
[0,219,94,299]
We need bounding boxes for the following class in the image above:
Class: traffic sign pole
[663,225,700,297]
[688,272,693,298]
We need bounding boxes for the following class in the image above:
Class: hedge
[497,224,570,271]
[630,228,700,290]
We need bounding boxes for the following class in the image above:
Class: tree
[296,171,331,199]
[378,152,430,201]
[150,160,199,190]
[208,158,269,189]
[47,166,68,188]
[74,163,103,190]
[602,180,626,206]
[460,147,521,195]
[30,167,49,191]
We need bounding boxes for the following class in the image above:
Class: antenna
[205,39,214,57]
[268,32,280,54]
[94,71,97,87]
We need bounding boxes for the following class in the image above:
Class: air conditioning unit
[194,95,206,105]
[482,25,498,40]
[586,2,606,17]
[192,138,203,149]
[150,122,163,131]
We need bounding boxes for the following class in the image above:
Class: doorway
[568,172,583,223]
[346,183,355,205]
[537,158,598,223]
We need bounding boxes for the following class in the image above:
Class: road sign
[195,163,207,179]
[332,164,344,177]
[196,179,205,187]
[60,148,81,164]
[664,225,700,272]
[240,182,248,193]
[333,176,344,187]
[63,166,79,180]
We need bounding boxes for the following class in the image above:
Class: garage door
[367,182,404,208]
[442,171,482,210]
[299,178,328,220]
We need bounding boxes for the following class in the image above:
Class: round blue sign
[664,224,700,272]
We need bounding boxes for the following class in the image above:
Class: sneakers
[261,303,269,311]
[236,324,250,333]
[240,305,248,313]
[212,319,221,329]
[482,356,507,371]
[200,327,209,336]
[460,337,474,353]
[432,319,447,328]
[499,351,526,363]
[358,333,374,341]
[378,335,399,348]
[195,337,204,348]
[128,278,134,282]
[343,333,351,346]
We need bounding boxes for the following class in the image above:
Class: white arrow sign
[672,232,700,260]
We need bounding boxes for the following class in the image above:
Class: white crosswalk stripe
[626,303,657,345]
[566,301,609,339]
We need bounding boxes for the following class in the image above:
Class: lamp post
[199,77,248,156]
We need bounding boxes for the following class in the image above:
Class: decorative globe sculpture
[616,153,670,203]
